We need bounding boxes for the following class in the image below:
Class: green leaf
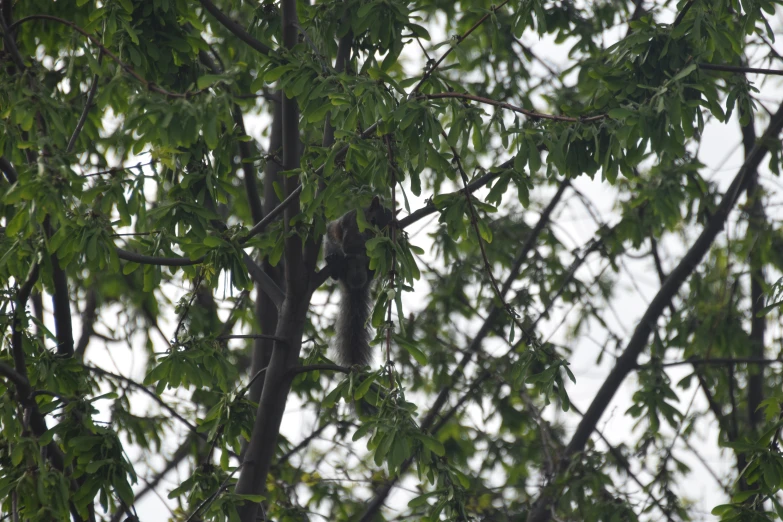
[122,261,140,275]
[196,75,223,90]
[323,381,347,408]
[671,63,698,83]
[236,494,266,503]
[354,374,376,400]
[85,460,110,473]
[11,444,24,466]
[417,435,445,456]
[607,107,633,119]
[396,335,427,365]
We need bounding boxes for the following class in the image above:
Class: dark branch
[0,361,32,396]
[359,177,571,521]
[672,0,696,28]
[652,358,783,368]
[12,262,40,377]
[0,5,25,70]
[698,62,783,76]
[422,92,607,123]
[0,157,18,183]
[243,253,285,309]
[115,247,203,266]
[197,0,272,56]
[526,99,783,522]
[67,66,101,153]
[74,289,98,359]
[397,166,510,230]
[410,0,511,94]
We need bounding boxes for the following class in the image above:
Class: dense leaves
[1,0,783,521]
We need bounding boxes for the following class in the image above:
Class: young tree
[2,0,783,520]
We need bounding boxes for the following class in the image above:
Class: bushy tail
[334,282,373,366]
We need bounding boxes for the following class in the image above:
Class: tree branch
[66,63,101,153]
[115,247,203,266]
[743,110,766,434]
[698,62,783,76]
[243,253,285,309]
[74,288,98,359]
[397,166,510,230]
[0,156,18,183]
[234,1,307,520]
[358,178,570,521]
[526,99,783,522]
[410,0,511,94]
[422,92,607,123]
[672,0,696,28]
[652,358,783,368]
[0,361,32,395]
[12,261,40,377]
[197,0,272,56]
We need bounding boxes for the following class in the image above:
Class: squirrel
[324,197,394,366]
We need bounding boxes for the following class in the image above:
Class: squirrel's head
[367,196,396,230]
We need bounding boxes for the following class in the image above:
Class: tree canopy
[2,0,783,521]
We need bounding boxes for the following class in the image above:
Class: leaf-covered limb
[359,176,571,521]
[527,100,783,522]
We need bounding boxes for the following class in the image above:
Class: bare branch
[698,62,783,76]
[67,64,101,153]
[197,0,272,56]
[410,0,511,94]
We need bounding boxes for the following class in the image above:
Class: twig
[445,131,535,344]
[183,463,245,522]
[277,422,331,465]
[67,56,101,153]
[173,273,205,344]
[569,402,675,522]
[83,162,153,177]
[357,178,571,522]
[397,167,508,230]
[422,92,606,123]
[115,248,203,266]
[649,357,783,368]
[410,1,511,94]
[384,134,399,389]
[84,364,241,457]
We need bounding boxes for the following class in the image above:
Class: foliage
[1,0,783,521]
